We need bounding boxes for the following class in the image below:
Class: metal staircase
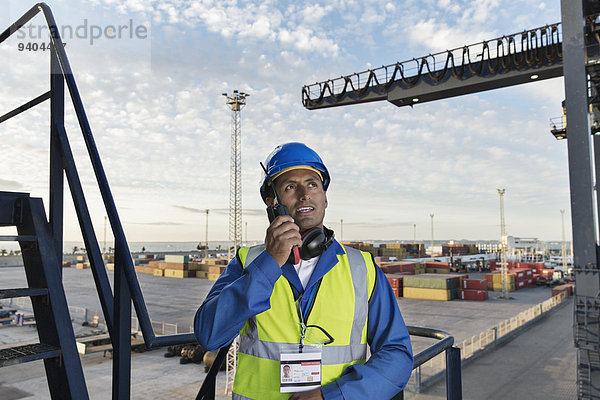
[0,3,196,399]
[0,192,88,399]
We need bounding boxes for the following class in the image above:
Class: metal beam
[561,0,597,281]
[112,241,131,400]
[387,63,562,108]
[50,49,64,271]
[303,24,562,110]
[562,0,600,397]
[0,91,51,123]
[307,61,562,110]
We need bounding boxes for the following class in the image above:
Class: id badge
[280,344,322,393]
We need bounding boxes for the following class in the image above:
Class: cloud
[172,205,207,214]
[0,178,24,190]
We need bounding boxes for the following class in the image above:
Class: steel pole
[49,47,64,272]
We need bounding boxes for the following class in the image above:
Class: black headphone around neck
[288,226,335,264]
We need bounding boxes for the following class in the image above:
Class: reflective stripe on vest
[233,244,376,399]
[239,334,367,364]
[232,393,254,400]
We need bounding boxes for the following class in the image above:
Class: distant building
[476,242,500,253]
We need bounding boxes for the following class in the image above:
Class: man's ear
[265,197,274,207]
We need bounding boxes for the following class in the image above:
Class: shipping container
[403,274,461,290]
[165,255,189,264]
[207,273,221,281]
[196,271,208,279]
[153,269,164,277]
[459,289,488,301]
[164,269,194,278]
[403,287,452,301]
[462,279,487,290]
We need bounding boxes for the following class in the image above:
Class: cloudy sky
[0,0,570,244]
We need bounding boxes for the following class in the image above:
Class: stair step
[0,235,36,242]
[0,288,49,299]
[0,343,60,367]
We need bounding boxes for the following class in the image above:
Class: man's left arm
[320,264,414,399]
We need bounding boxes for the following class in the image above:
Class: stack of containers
[378,243,408,259]
[510,267,534,289]
[189,261,210,279]
[402,274,465,301]
[425,261,451,274]
[162,255,194,278]
[459,279,488,301]
[485,273,516,291]
[386,274,404,297]
[485,270,535,291]
[414,263,427,274]
[207,265,226,281]
[75,255,89,269]
[203,258,228,281]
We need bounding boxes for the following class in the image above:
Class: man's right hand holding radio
[265,215,302,267]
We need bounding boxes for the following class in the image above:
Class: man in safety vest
[195,142,413,399]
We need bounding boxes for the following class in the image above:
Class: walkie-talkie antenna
[260,162,281,204]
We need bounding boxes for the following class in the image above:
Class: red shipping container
[552,285,572,297]
[425,261,450,269]
[509,269,526,280]
[391,287,402,297]
[527,278,533,286]
[516,281,526,290]
[462,279,487,290]
[459,289,488,301]
[484,273,495,288]
[386,274,404,289]
[553,284,574,297]
[380,262,416,274]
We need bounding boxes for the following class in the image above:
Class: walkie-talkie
[260,162,301,264]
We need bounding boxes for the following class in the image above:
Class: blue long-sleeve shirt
[194,240,413,399]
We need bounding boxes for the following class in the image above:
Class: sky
[0,0,571,244]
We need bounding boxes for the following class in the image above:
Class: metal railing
[1,297,195,336]
[408,292,567,393]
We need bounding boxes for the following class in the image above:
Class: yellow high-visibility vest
[232,243,376,400]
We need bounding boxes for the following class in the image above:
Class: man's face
[267,168,328,233]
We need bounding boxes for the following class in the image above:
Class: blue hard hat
[260,142,330,202]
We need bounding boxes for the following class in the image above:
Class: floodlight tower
[222,90,249,260]
[430,213,434,260]
[413,223,416,244]
[560,209,567,272]
[497,189,508,299]
[204,209,209,260]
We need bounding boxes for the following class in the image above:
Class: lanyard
[295,298,307,351]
